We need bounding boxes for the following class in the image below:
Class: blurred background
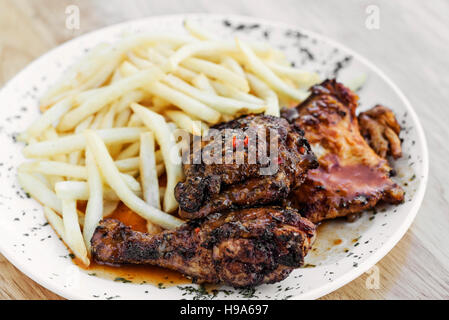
[0,0,448,299]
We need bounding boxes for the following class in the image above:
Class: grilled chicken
[358,104,402,159]
[282,80,404,223]
[175,114,317,219]
[91,207,316,288]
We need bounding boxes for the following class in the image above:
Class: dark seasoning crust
[175,114,318,219]
[91,207,316,288]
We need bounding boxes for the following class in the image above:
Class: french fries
[19,96,74,142]
[18,172,62,213]
[139,132,163,234]
[18,26,320,263]
[85,130,183,229]
[23,127,145,158]
[163,74,264,115]
[83,148,104,252]
[62,198,90,266]
[131,103,184,213]
[165,110,203,136]
[146,81,221,123]
[236,39,309,101]
[58,68,163,131]
[246,73,280,117]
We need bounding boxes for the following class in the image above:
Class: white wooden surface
[0,0,448,299]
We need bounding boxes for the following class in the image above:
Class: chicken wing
[91,206,316,288]
[358,104,402,159]
[282,80,404,223]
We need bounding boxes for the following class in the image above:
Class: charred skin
[91,206,316,288]
[282,80,404,223]
[175,114,318,219]
[358,104,402,160]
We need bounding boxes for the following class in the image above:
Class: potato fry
[192,73,216,94]
[165,110,203,136]
[26,161,87,179]
[100,103,117,129]
[62,198,90,266]
[183,19,214,40]
[140,132,160,208]
[115,90,145,113]
[103,200,119,217]
[127,52,153,69]
[83,148,104,252]
[39,44,117,108]
[127,114,144,127]
[140,133,163,238]
[147,48,198,82]
[114,157,139,172]
[54,181,141,201]
[236,39,308,101]
[19,96,74,142]
[116,141,140,160]
[131,103,184,213]
[114,108,131,127]
[211,80,265,105]
[23,127,145,158]
[180,58,249,92]
[264,61,321,88]
[55,181,91,200]
[114,33,196,53]
[146,82,221,124]
[221,56,245,77]
[58,67,163,131]
[163,74,264,115]
[43,206,68,243]
[69,115,94,165]
[43,127,67,163]
[18,172,62,213]
[118,60,220,123]
[246,73,280,117]
[167,41,279,70]
[84,130,183,229]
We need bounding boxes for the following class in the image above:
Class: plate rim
[0,13,429,300]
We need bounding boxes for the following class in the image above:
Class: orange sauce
[76,260,191,286]
[72,201,191,286]
[108,202,148,233]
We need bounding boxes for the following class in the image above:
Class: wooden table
[1,0,448,300]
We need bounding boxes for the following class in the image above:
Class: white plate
[0,14,428,300]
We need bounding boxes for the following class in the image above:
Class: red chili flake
[277,156,283,164]
[232,136,237,148]
[299,146,306,154]
[194,227,200,234]
[244,135,249,146]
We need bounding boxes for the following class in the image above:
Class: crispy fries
[62,198,90,266]
[236,39,309,101]
[247,73,280,117]
[83,148,104,252]
[58,68,163,131]
[23,127,145,158]
[131,104,184,213]
[85,130,183,229]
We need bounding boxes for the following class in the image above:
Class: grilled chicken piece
[358,105,402,159]
[282,80,404,223]
[175,114,317,219]
[91,207,316,288]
